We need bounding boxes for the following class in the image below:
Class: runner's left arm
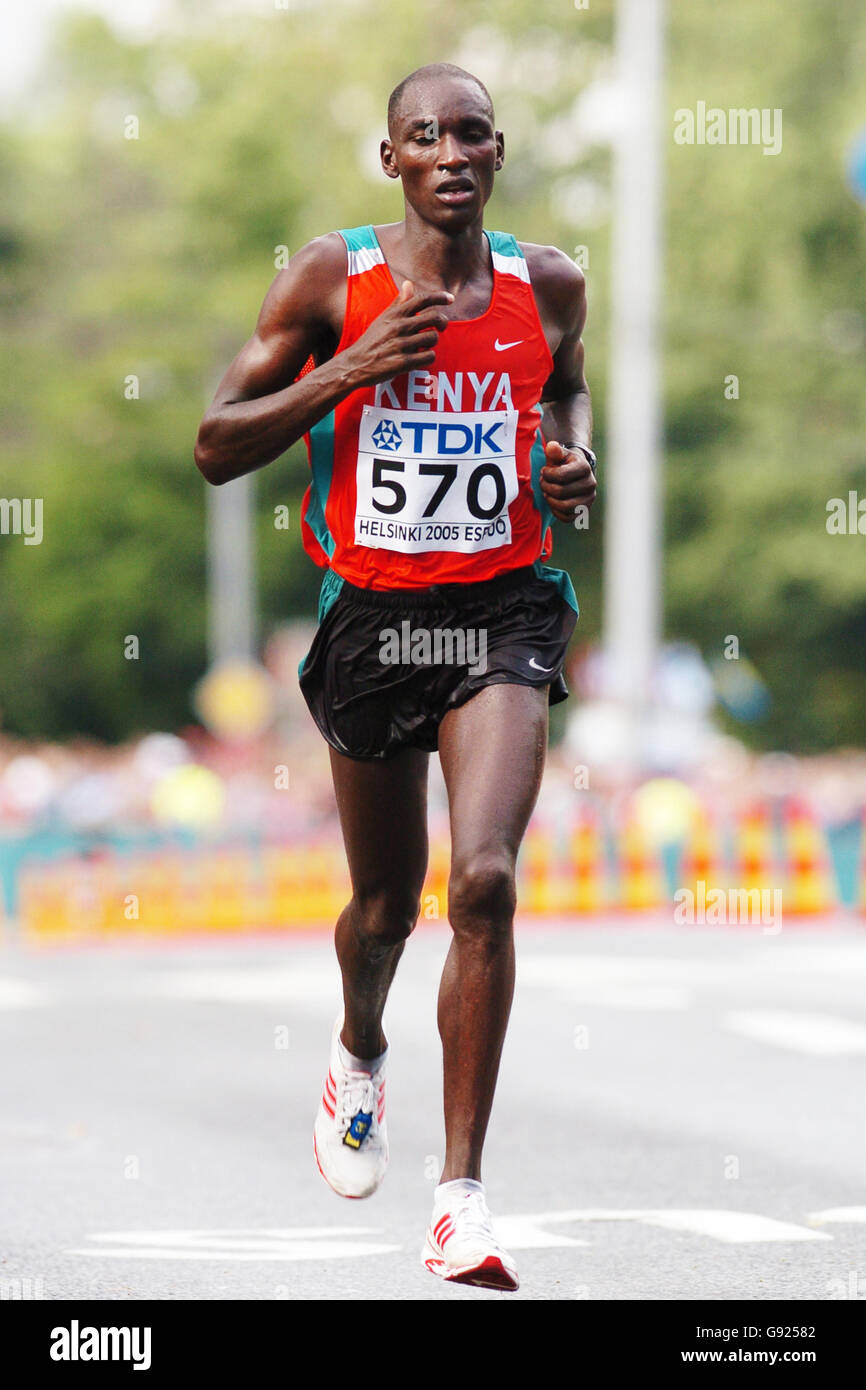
[535,252,596,523]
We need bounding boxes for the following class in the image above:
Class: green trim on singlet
[530,413,579,615]
[297,569,346,677]
[302,223,380,570]
[305,411,337,560]
[299,225,383,679]
[484,228,524,259]
[339,224,379,253]
[316,567,345,621]
[533,559,579,614]
[529,412,556,541]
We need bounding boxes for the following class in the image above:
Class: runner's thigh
[329,745,430,902]
[437,684,548,867]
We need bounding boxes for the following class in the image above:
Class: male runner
[194,62,595,1291]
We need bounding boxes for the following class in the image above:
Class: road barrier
[10,795,856,941]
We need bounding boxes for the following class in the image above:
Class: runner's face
[383,82,503,224]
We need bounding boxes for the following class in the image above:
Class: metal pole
[603,0,666,768]
[206,473,256,665]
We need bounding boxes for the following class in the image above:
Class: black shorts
[298,564,579,760]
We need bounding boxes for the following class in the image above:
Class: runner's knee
[448,852,516,934]
[352,887,420,949]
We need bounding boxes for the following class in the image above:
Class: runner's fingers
[541,476,597,501]
[398,313,449,335]
[402,350,438,369]
[550,498,593,521]
[541,458,594,486]
[397,329,441,354]
[399,290,455,315]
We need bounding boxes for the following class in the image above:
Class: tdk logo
[371,420,402,451]
[378,420,505,454]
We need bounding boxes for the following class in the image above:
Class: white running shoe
[313,1018,388,1199]
[422,1182,519,1290]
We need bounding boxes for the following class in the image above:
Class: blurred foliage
[0,0,864,747]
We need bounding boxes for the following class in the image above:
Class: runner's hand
[343,280,454,387]
[540,440,597,523]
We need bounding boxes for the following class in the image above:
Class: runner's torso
[300,224,556,589]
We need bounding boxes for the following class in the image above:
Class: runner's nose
[437,134,469,170]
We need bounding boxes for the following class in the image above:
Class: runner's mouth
[435,179,475,204]
[436,188,475,205]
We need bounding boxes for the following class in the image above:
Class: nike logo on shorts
[528,657,557,672]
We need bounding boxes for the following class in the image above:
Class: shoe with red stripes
[313,1018,388,1199]
[422,1180,519,1290]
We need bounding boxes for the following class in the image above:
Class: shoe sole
[422,1235,519,1291]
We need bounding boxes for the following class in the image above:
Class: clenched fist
[540,440,597,523]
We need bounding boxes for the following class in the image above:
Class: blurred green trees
[0,0,864,748]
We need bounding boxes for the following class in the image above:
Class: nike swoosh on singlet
[528,658,557,672]
[493,338,525,351]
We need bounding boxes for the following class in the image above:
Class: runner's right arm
[194,236,453,486]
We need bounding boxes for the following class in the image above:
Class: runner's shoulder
[261,232,348,324]
[517,241,585,316]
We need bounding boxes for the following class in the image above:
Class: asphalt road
[1,918,865,1301]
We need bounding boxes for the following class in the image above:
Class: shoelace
[443,1190,496,1244]
[337,1068,381,1137]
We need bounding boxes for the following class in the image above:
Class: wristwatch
[566,443,597,475]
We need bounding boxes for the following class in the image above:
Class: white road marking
[807,1208,866,1225]
[501,1210,830,1244]
[65,1209,828,1265]
[66,1228,400,1261]
[0,976,50,1009]
[493,1216,589,1250]
[725,1010,866,1056]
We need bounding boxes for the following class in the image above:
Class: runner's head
[382,64,503,227]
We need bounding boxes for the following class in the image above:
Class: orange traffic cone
[680,805,726,899]
[781,798,836,915]
[723,801,785,929]
[616,808,666,911]
[522,821,557,915]
[733,802,778,896]
[568,806,607,914]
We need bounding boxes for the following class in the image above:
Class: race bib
[355,405,519,554]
